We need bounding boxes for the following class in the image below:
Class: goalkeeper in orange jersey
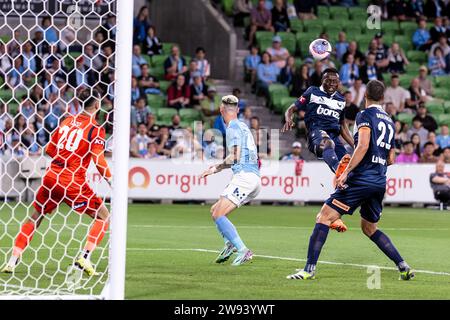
[2,89,112,276]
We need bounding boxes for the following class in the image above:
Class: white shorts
[221,171,261,207]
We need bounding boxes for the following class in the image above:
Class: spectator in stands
[41,16,58,44]
[441,147,450,163]
[156,126,176,157]
[130,123,152,158]
[32,30,49,56]
[133,6,151,45]
[373,33,389,71]
[411,133,422,157]
[131,97,152,132]
[349,77,366,108]
[185,60,199,86]
[138,63,160,94]
[428,46,447,75]
[148,142,166,159]
[385,74,408,113]
[195,47,211,80]
[394,120,408,154]
[20,98,34,120]
[410,0,425,18]
[342,41,364,66]
[98,13,116,41]
[42,44,65,70]
[406,79,430,113]
[143,26,162,57]
[0,103,7,131]
[266,36,289,69]
[427,131,441,155]
[8,56,26,88]
[201,86,220,119]
[429,17,447,43]
[437,124,450,148]
[360,53,383,84]
[388,0,408,20]
[164,45,187,81]
[413,104,438,132]
[131,76,142,104]
[233,0,253,27]
[430,34,450,72]
[291,63,311,97]
[343,91,359,127]
[417,65,433,96]
[309,60,323,87]
[339,54,359,88]
[68,57,94,89]
[279,56,296,87]
[430,160,450,206]
[190,73,208,106]
[413,17,433,51]
[0,41,11,78]
[249,0,274,45]
[396,141,420,163]
[244,45,261,90]
[250,116,270,158]
[281,141,304,160]
[335,32,349,62]
[294,0,318,20]
[387,42,409,74]
[421,141,439,162]
[407,118,429,147]
[167,74,190,110]
[83,43,104,71]
[22,41,37,75]
[233,88,247,110]
[169,114,183,134]
[32,109,48,146]
[132,44,147,78]
[238,106,253,127]
[256,52,280,98]
[271,0,290,32]
[385,101,398,120]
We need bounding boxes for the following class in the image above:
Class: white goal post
[0,0,132,300]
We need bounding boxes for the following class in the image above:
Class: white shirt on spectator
[349,84,366,107]
[385,86,409,112]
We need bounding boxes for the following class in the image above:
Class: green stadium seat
[158,80,171,93]
[268,83,289,95]
[143,54,151,66]
[296,32,317,56]
[179,108,201,122]
[444,101,450,114]
[255,31,273,44]
[381,21,400,34]
[434,88,450,101]
[400,21,418,37]
[277,32,296,54]
[325,29,341,42]
[406,50,427,63]
[275,96,295,114]
[329,6,349,20]
[290,19,303,33]
[151,54,169,67]
[399,74,416,87]
[162,42,179,55]
[0,90,12,103]
[271,90,290,111]
[426,100,444,115]
[397,113,414,125]
[150,65,165,80]
[317,6,331,19]
[147,94,167,110]
[394,35,413,51]
[434,76,450,88]
[348,7,368,21]
[437,114,450,126]
[304,24,323,36]
[404,62,421,73]
[157,108,177,122]
[222,0,234,16]
[258,39,272,52]
[7,103,19,116]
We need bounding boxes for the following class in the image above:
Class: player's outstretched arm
[336,127,370,188]
[200,146,241,178]
[282,104,297,132]
[340,120,354,147]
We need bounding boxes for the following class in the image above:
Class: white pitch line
[127,247,450,277]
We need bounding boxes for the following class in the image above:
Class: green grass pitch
[1,203,450,299]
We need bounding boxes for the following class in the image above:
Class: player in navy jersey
[282,68,353,232]
[286,80,414,281]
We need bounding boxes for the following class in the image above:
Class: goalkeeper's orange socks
[9,221,36,266]
[81,219,109,259]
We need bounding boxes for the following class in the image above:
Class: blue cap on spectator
[272,35,282,43]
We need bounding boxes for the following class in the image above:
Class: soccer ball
[309,38,332,60]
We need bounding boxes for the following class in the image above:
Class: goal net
[0,0,131,299]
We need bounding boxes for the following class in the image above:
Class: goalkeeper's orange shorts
[33,174,103,215]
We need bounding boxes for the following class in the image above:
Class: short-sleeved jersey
[294,86,345,134]
[226,119,260,176]
[46,113,106,184]
[349,105,394,187]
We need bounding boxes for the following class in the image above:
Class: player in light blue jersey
[200,95,261,266]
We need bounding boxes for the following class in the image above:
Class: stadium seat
[304,24,323,35]
[158,80,171,93]
[268,83,289,95]
[162,43,179,55]
[400,21,418,37]
[221,0,234,16]
[151,54,169,67]
[150,65,165,80]
[404,62,421,73]
[296,32,317,56]
[277,32,296,54]
[272,91,290,111]
[444,101,450,114]
[397,113,414,125]
[147,94,167,110]
[258,39,273,52]
[290,19,303,33]
[394,35,413,52]
[381,21,400,34]
[316,6,331,19]
[434,88,450,101]
[329,6,349,20]
[426,100,444,115]
[157,108,177,122]
[279,96,295,114]
[434,76,450,88]
[179,108,201,122]
[406,50,427,63]
[348,7,368,21]
[7,103,19,116]
[0,90,12,102]
[437,114,450,126]
[399,74,416,87]
[255,31,273,45]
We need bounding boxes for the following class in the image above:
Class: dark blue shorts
[307,129,347,160]
[325,183,385,223]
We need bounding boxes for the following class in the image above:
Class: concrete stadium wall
[150,0,236,80]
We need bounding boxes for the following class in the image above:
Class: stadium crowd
[2,2,450,164]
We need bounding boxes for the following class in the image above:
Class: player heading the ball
[200,94,261,266]
[2,89,112,277]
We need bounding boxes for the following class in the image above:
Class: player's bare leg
[361,218,414,280]
[287,204,341,279]
[1,209,49,273]
[211,197,251,266]
[74,204,110,276]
